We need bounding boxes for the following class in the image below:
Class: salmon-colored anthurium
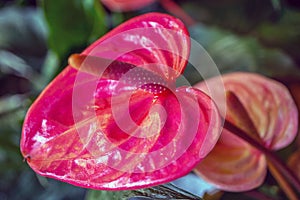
[101,0,156,12]
[194,72,298,192]
[20,13,222,190]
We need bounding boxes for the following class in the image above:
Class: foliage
[42,0,107,59]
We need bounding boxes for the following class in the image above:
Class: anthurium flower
[20,13,222,190]
[194,72,298,192]
[101,0,156,12]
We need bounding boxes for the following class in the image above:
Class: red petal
[20,13,219,190]
[82,12,190,80]
[21,73,221,189]
[101,0,156,12]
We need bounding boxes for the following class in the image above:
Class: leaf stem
[223,119,300,198]
[267,159,298,200]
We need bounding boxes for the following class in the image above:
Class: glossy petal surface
[194,72,298,191]
[83,12,190,80]
[101,0,156,12]
[20,13,221,190]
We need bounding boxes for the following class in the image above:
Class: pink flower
[194,72,298,191]
[20,13,221,190]
[101,0,156,12]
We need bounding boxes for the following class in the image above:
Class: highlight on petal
[83,12,190,79]
[194,72,298,191]
[20,13,222,190]
[20,76,221,189]
[101,0,156,12]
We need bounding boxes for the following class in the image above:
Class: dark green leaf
[188,23,300,79]
[0,6,48,72]
[181,0,280,34]
[256,10,300,65]
[86,190,130,200]
[42,0,107,58]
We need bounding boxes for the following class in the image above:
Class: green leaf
[40,51,60,86]
[181,0,279,34]
[42,0,107,59]
[0,6,48,71]
[256,10,300,64]
[0,94,27,116]
[189,23,300,78]
[85,190,129,200]
[111,12,124,28]
[82,0,107,43]
[257,10,300,46]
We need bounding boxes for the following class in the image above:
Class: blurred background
[0,0,300,199]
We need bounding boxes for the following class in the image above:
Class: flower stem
[267,159,298,200]
[160,0,196,26]
[223,119,300,198]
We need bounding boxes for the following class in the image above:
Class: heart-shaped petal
[20,13,221,190]
[82,12,190,80]
[20,75,221,189]
[194,72,298,191]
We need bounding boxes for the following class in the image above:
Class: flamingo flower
[20,13,222,190]
[101,0,156,12]
[194,72,298,192]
